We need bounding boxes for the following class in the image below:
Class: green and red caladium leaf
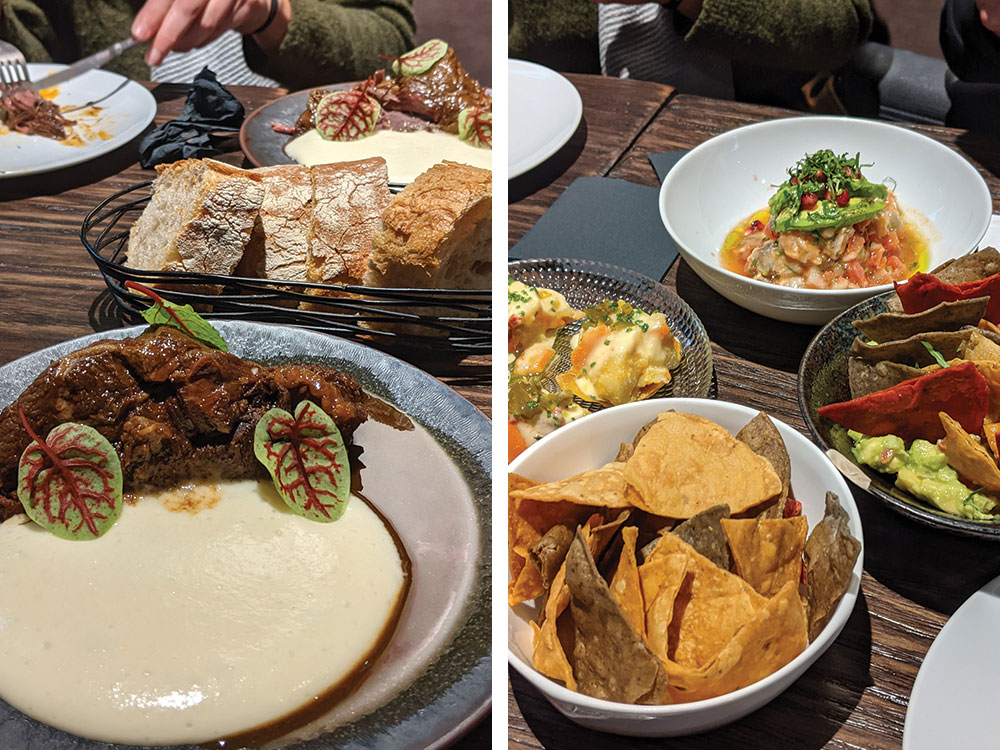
[253,401,351,522]
[314,89,381,142]
[17,408,123,541]
[457,107,491,149]
[390,39,448,76]
[125,280,228,352]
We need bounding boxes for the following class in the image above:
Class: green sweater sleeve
[244,0,415,89]
[686,0,874,72]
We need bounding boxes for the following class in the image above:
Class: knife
[25,37,140,92]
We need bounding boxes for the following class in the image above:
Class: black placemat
[648,149,689,184]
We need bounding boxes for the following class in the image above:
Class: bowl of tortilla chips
[800,246,1000,538]
[507,398,863,736]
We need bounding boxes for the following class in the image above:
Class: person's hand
[977,0,1000,35]
[132,0,290,67]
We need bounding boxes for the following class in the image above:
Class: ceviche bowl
[660,116,992,325]
[508,398,863,737]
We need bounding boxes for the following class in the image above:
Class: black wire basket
[81,181,491,353]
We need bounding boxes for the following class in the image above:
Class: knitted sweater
[509,0,873,79]
[0,0,415,89]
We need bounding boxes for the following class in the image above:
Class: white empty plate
[508,59,582,178]
[903,574,1000,749]
[0,63,156,177]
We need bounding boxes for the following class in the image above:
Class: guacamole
[850,431,996,520]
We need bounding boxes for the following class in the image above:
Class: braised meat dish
[0,88,74,140]
[0,326,369,519]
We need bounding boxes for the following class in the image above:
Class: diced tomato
[886,255,905,273]
[783,496,802,517]
[846,260,866,285]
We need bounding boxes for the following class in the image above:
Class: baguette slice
[364,161,491,289]
[127,158,263,276]
[308,158,391,286]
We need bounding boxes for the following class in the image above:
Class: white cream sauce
[0,480,405,745]
[285,128,492,183]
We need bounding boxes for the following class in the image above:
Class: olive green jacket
[1,0,415,89]
[510,0,873,76]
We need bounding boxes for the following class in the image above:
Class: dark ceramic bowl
[798,293,1000,539]
[0,321,490,749]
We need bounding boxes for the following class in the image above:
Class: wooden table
[0,82,490,749]
[509,82,1000,749]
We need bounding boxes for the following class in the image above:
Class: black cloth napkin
[510,176,679,281]
[139,67,245,168]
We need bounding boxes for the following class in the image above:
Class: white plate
[903,574,1000,750]
[508,59,582,178]
[0,63,156,177]
[509,398,864,737]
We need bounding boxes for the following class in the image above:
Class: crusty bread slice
[250,164,313,283]
[364,161,491,290]
[308,158,391,286]
[127,158,263,277]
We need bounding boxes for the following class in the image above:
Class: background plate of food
[799,247,1000,538]
[659,116,992,325]
[507,258,713,461]
[0,320,490,749]
[240,40,492,186]
[0,63,156,178]
[508,398,863,736]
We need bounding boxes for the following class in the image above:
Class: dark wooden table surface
[0,83,490,749]
[508,83,1000,750]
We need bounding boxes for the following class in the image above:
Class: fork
[0,40,29,89]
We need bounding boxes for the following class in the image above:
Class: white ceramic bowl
[659,116,992,325]
[507,398,864,737]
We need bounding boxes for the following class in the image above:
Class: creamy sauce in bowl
[0,479,407,746]
[285,129,492,184]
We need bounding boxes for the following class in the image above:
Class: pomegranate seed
[815,170,826,181]
[836,190,850,207]
[800,192,818,210]
[843,166,853,176]
[824,189,831,200]
[790,176,799,185]
[746,219,764,234]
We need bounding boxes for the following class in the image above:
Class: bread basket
[81,182,490,353]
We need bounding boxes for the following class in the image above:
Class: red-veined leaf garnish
[457,107,491,149]
[314,89,381,142]
[386,39,448,77]
[16,408,123,541]
[125,280,228,352]
[253,401,351,522]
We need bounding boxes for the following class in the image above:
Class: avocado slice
[773,195,886,233]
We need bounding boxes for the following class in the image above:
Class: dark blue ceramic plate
[0,321,490,749]
[798,293,1000,539]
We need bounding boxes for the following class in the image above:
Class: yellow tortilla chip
[939,412,1000,491]
[638,550,689,662]
[508,474,590,605]
[973,361,1000,423]
[509,461,632,508]
[624,412,781,518]
[644,532,765,669]
[964,329,1000,363]
[663,580,808,703]
[720,516,808,598]
[609,527,645,637]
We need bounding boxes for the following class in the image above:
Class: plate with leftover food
[902,572,1000,750]
[508,59,582,179]
[508,398,863,736]
[659,116,991,324]
[0,63,156,178]
[0,318,490,748]
[507,258,712,461]
[799,247,1000,537]
[241,39,492,185]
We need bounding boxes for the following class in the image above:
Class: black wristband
[663,0,682,9]
[250,0,279,35]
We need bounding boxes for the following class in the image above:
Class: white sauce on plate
[0,480,405,745]
[285,128,492,183]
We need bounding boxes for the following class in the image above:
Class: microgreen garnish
[385,39,448,76]
[313,87,381,142]
[253,401,351,523]
[458,107,491,149]
[16,407,123,541]
[581,300,651,333]
[921,340,950,368]
[125,281,228,352]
